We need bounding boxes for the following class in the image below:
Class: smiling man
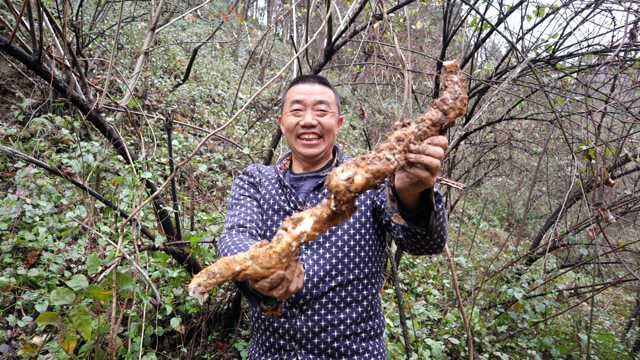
[277,79,344,173]
[217,75,448,359]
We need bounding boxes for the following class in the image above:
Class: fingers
[405,136,448,175]
[270,261,297,300]
[406,153,442,176]
[252,271,286,295]
[399,137,447,191]
[426,135,449,151]
[288,262,304,294]
[271,279,290,300]
[409,143,445,160]
[252,261,305,300]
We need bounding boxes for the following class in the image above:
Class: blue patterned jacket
[217,147,448,359]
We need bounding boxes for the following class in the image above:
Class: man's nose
[299,111,318,127]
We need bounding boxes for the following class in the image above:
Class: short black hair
[280,74,341,114]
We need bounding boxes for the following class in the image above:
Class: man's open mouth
[298,133,322,142]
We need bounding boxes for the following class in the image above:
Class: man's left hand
[394,135,448,210]
[250,259,304,301]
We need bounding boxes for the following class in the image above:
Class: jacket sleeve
[217,165,264,257]
[374,181,448,255]
[216,165,283,311]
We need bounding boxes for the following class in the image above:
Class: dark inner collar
[289,154,335,175]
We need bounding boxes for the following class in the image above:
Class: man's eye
[289,110,305,117]
[314,110,329,117]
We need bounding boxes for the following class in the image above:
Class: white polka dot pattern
[217,150,448,359]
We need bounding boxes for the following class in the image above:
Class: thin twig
[388,240,412,359]
[444,244,474,359]
[171,119,249,158]
[172,20,224,91]
[156,0,211,33]
[230,27,271,115]
[117,0,165,107]
[437,176,465,190]
[165,115,182,242]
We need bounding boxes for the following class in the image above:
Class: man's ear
[277,115,284,132]
[336,114,345,130]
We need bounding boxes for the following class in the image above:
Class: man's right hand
[250,260,304,301]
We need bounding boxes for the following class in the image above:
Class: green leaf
[17,315,33,328]
[36,312,62,328]
[425,338,444,357]
[86,285,112,302]
[603,147,615,158]
[35,301,48,313]
[535,5,547,18]
[111,176,125,186]
[584,148,597,161]
[19,342,40,357]
[0,276,14,289]
[59,330,79,354]
[49,287,76,306]
[70,305,93,341]
[170,316,181,330]
[128,97,142,109]
[65,274,89,291]
[116,271,135,292]
[188,232,205,247]
[86,254,101,274]
[469,16,478,29]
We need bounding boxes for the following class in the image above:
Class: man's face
[278,83,344,170]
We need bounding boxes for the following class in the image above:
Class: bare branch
[117,0,164,107]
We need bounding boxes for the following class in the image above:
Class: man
[218,74,448,359]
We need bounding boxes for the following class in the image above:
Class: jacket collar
[274,145,345,176]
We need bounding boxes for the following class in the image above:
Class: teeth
[300,135,320,140]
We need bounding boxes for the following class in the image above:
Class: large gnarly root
[188,60,467,303]
[188,200,345,302]
[326,61,467,197]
